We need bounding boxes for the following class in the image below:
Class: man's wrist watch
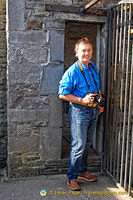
[78,97,82,103]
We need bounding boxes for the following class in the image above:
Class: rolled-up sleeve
[58,68,75,96]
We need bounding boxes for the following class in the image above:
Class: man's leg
[78,107,99,181]
[67,103,89,181]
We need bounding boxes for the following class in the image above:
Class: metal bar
[105,7,115,172]
[119,2,127,184]
[104,168,117,186]
[128,121,133,196]
[127,39,133,196]
[116,3,124,181]
[120,3,130,186]
[113,6,121,178]
[114,7,119,81]
[103,9,112,170]
[120,8,127,111]
[124,4,132,190]
[109,7,116,174]
[104,168,129,194]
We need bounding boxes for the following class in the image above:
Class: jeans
[67,103,99,181]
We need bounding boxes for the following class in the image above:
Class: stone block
[8,153,22,169]
[73,0,90,4]
[8,135,40,153]
[8,0,26,31]
[51,11,106,24]
[9,87,49,109]
[8,44,48,64]
[8,119,49,137]
[8,83,40,98]
[26,20,43,30]
[0,15,6,23]
[9,31,48,45]
[33,7,48,17]
[49,94,62,128]
[40,127,62,160]
[18,97,49,110]
[0,0,7,172]
[44,0,72,5]
[0,41,6,49]
[49,30,64,62]
[40,63,64,95]
[45,20,65,29]
[8,167,39,178]
[0,31,6,42]
[22,152,40,165]
[26,1,44,9]
[0,49,6,59]
[0,17,6,30]
[8,64,42,84]
[0,128,7,138]
[8,109,48,123]
[0,0,6,15]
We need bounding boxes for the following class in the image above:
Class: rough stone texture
[8,0,26,31]
[9,31,48,45]
[49,30,64,62]
[44,20,65,29]
[26,19,43,30]
[40,63,64,95]
[8,44,48,64]
[40,127,62,160]
[49,94,62,128]
[44,0,72,5]
[0,0,7,177]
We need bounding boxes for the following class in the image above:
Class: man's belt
[79,102,98,107]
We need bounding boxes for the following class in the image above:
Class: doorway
[62,21,105,159]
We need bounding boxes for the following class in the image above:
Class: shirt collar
[78,61,92,70]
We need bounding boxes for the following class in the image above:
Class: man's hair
[74,37,93,57]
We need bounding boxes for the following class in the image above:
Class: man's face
[76,42,93,66]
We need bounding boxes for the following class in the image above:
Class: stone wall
[6,0,120,178]
[0,0,7,177]
[7,0,65,178]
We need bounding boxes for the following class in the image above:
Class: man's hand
[82,93,96,104]
[98,105,104,115]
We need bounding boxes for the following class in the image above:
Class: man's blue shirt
[58,61,101,98]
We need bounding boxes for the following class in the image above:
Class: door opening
[62,21,103,159]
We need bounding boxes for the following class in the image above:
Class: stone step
[39,156,101,175]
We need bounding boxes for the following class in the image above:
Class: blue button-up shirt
[58,61,101,98]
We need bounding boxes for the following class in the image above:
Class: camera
[94,93,105,107]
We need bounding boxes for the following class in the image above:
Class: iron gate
[103,0,133,196]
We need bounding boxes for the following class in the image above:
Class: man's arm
[59,93,96,104]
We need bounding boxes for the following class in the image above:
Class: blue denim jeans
[67,103,99,181]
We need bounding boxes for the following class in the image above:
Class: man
[58,38,104,191]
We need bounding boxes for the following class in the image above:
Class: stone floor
[0,173,132,200]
